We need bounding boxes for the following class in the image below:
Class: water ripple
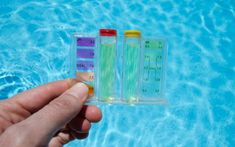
[0,0,235,146]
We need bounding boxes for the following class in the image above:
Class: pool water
[0,0,235,146]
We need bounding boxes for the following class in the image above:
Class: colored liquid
[76,37,95,97]
[123,38,141,102]
[98,37,116,102]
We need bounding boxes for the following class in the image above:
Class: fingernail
[67,83,89,101]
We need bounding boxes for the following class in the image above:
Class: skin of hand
[0,79,102,147]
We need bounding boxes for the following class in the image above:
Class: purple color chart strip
[77,60,94,71]
[77,37,95,47]
[77,49,94,59]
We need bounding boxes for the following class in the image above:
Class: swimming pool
[0,0,234,146]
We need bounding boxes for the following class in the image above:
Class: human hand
[0,79,102,147]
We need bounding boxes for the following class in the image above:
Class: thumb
[21,82,89,142]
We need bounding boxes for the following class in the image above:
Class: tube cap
[100,29,117,36]
[124,30,141,38]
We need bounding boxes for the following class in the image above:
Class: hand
[0,79,102,147]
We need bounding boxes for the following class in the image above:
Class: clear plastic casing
[72,33,96,101]
[71,32,167,105]
[139,38,167,104]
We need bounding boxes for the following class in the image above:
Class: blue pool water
[0,0,235,146]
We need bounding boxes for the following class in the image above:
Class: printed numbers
[145,40,164,49]
[155,78,160,82]
[90,39,95,44]
[89,75,94,80]
[77,63,85,68]
[142,88,147,93]
[155,89,160,93]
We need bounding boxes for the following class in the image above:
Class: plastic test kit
[71,29,167,105]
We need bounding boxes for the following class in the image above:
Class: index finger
[10,79,77,113]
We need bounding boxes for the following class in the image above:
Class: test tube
[97,29,117,102]
[122,30,141,103]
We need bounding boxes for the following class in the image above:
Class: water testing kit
[70,29,167,105]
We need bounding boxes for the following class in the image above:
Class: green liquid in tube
[123,39,141,103]
[98,39,116,102]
